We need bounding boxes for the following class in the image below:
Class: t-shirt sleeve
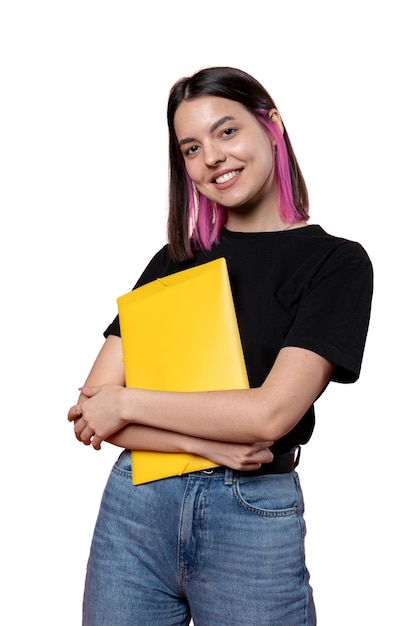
[281,241,373,383]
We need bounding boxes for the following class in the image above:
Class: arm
[73,342,335,449]
[68,335,274,470]
[109,424,273,471]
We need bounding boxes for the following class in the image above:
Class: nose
[204,142,226,167]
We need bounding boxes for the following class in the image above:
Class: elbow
[261,418,287,443]
[255,405,288,442]
[246,387,304,443]
[255,401,299,443]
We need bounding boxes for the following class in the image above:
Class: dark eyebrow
[209,115,236,133]
[178,116,237,147]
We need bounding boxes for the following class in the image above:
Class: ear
[268,109,284,135]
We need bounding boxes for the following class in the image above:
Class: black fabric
[104,225,373,453]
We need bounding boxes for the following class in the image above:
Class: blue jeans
[83,449,316,625]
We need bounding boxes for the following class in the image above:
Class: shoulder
[320,228,373,282]
[299,225,373,276]
[305,228,374,303]
[301,224,370,255]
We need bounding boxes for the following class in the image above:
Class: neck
[225,214,308,233]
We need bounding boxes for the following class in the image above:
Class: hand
[197,439,274,471]
[68,385,127,450]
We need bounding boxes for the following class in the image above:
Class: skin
[68,96,335,471]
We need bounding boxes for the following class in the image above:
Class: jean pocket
[112,449,133,476]
[232,472,301,518]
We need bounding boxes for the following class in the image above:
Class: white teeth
[215,170,240,184]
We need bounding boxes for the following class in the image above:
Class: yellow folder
[117,257,249,485]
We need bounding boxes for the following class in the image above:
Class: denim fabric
[83,449,316,625]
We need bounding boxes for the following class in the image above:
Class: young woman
[69,67,373,625]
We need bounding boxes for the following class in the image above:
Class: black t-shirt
[104,225,373,453]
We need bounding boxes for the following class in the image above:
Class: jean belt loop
[224,468,234,485]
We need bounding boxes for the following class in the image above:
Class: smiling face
[174,96,284,231]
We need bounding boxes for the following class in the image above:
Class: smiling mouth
[213,169,242,184]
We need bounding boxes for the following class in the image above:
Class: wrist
[119,386,137,426]
[183,434,201,456]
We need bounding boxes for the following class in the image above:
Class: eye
[182,144,199,157]
[220,127,237,138]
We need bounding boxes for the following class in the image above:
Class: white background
[1,1,415,624]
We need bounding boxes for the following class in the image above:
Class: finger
[78,385,97,398]
[68,404,82,422]
[91,435,102,451]
[75,421,95,445]
[241,462,263,471]
[259,448,274,464]
[73,418,85,440]
[80,427,95,445]
[74,426,83,442]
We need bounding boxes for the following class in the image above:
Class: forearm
[107,423,274,472]
[107,423,202,453]
[121,387,267,443]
